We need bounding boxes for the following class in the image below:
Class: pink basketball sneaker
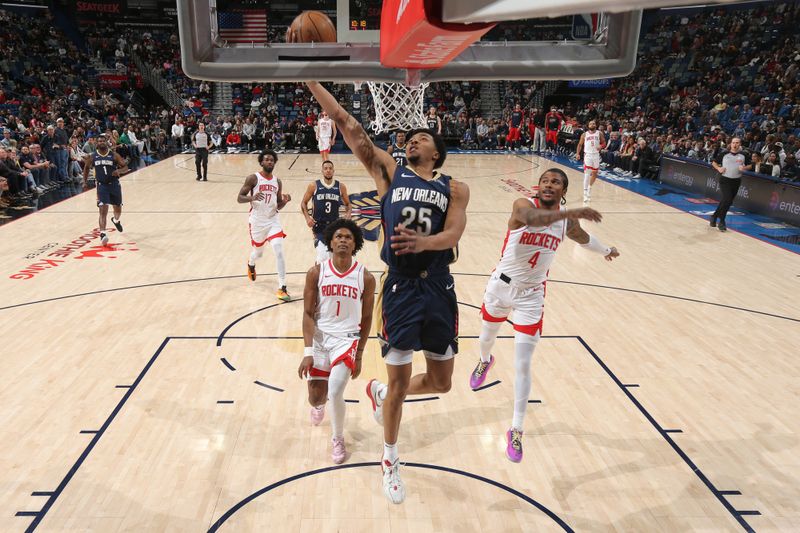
[331,436,346,464]
[310,405,325,426]
[506,428,524,463]
[470,355,495,389]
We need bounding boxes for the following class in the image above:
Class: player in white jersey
[469,168,619,463]
[575,120,605,203]
[298,219,375,464]
[316,111,337,162]
[237,150,292,301]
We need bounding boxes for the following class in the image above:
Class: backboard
[180,0,746,84]
[178,0,644,84]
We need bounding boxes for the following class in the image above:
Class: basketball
[289,11,337,43]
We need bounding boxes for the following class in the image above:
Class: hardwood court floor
[1,153,798,532]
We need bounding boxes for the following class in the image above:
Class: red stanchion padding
[380,0,496,70]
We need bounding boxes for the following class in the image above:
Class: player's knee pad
[514,331,540,347]
[270,238,284,257]
[327,363,349,398]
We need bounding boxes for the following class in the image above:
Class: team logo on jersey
[349,190,381,241]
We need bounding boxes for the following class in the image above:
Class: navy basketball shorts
[96,181,122,207]
[377,271,459,357]
[313,221,334,247]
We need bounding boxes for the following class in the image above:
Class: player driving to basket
[305,80,470,505]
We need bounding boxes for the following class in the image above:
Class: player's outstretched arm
[306,82,395,197]
[299,265,320,379]
[353,271,375,379]
[566,218,620,261]
[390,180,471,255]
[510,198,603,229]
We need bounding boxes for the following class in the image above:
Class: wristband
[304,347,313,358]
[581,234,612,256]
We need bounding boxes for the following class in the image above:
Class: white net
[365,81,429,135]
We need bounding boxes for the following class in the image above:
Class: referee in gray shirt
[710,137,751,232]
[193,123,212,181]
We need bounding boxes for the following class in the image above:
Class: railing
[129,48,182,108]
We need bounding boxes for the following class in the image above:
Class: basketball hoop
[366,80,429,135]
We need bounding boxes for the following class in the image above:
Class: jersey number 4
[400,206,433,235]
[528,251,540,269]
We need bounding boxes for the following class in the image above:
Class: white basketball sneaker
[366,379,385,425]
[381,457,405,504]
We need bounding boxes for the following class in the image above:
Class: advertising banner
[659,155,800,226]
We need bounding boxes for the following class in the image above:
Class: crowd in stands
[477,2,800,181]
[2,2,799,210]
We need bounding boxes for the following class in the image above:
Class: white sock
[511,332,540,431]
[271,238,286,286]
[248,246,262,266]
[479,320,503,363]
[328,363,349,439]
[583,171,591,194]
[383,442,398,463]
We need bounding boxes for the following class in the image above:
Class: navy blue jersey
[380,166,455,273]
[390,144,408,167]
[312,179,343,229]
[510,110,524,128]
[93,149,116,184]
[426,116,439,131]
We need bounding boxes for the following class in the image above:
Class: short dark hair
[258,149,278,164]
[323,218,364,255]
[540,168,569,204]
[541,168,568,187]
[406,128,447,169]
[322,160,334,167]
